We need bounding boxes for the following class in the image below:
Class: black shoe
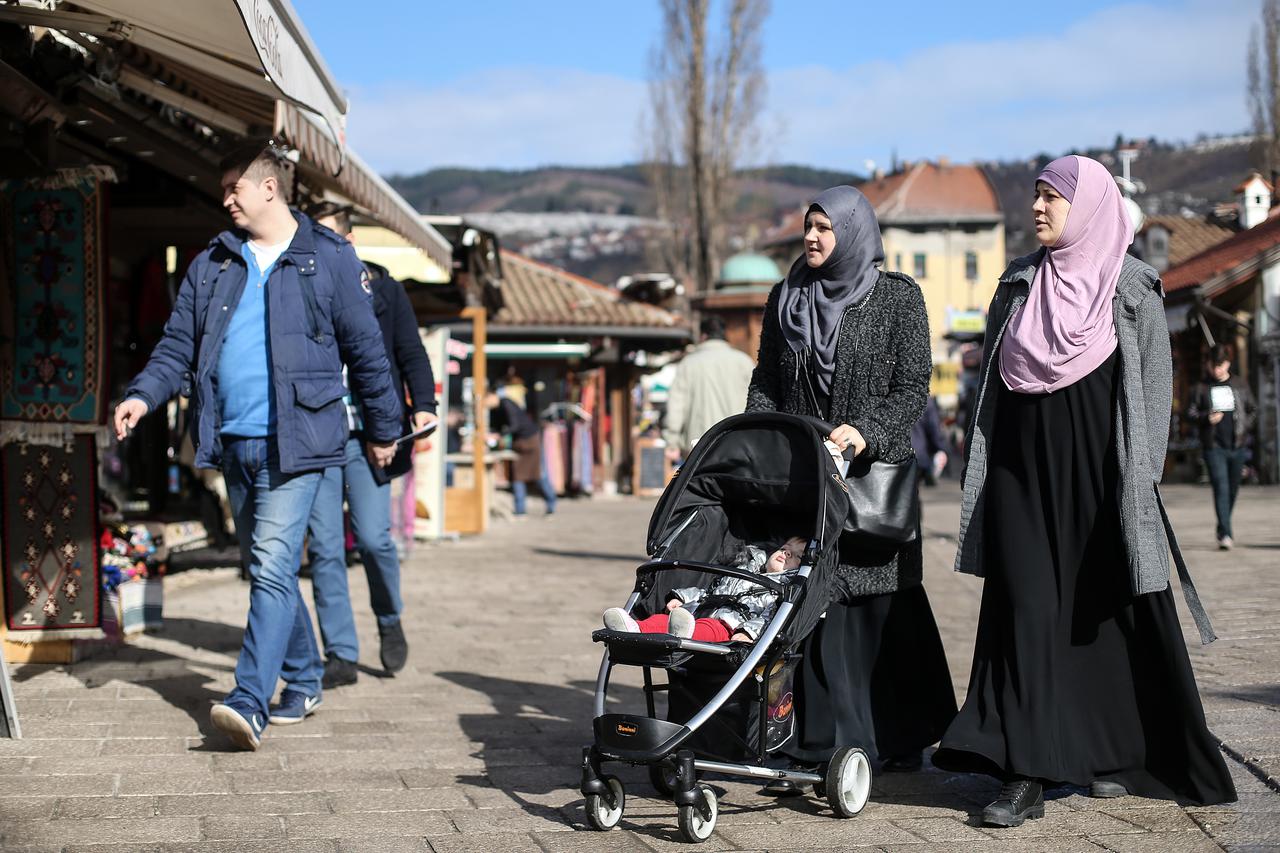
[321,655,358,689]
[880,751,924,773]
[379,621,408,674]
[1089,780,1127,798]
[982,778,1044,827]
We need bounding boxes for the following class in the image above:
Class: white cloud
[344,0,1255,174]
[763,0,1255,170]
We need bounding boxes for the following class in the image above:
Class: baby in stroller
[602,536,806,643]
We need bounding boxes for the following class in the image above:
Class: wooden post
[443,307,490,534]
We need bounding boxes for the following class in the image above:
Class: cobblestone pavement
[1,482,1277,852]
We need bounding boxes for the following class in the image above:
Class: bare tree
[645,0,767,294]
[1249,0,1280,181]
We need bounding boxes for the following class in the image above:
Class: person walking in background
[1186,344,1256,550]
[486,389,556,516]
[911,396,948,486]
[662,316,755,460]
[113,144,402,749]
[305,209,437,690]
[934,155,1234,826]
[746,186,956,788]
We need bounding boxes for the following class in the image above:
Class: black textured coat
[747,270,931,598]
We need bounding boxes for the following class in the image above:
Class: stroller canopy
[641,412,853,645]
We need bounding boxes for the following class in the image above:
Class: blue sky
[300,0,1254,175]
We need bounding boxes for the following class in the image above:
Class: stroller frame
[580,412,873,841]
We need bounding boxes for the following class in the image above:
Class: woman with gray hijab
[747,187,956,786]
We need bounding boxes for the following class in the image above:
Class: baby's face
[766,537,807,573]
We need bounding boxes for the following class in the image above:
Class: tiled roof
[493,251,683,330]
[761,161,1001,246]
[1163,211,1280,292]
[859,162,1002,223]
[1141,215,1234,267]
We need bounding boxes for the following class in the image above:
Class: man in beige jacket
[663,316,755,458]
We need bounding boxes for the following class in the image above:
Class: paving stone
[54,795,158,818]
[1,817,200,845]
[199,814,285,839]
[286,811,455,840]
[1090,833,1226,852]
[327,787,472,812]
[1102,804,1207,832]
[117,772,232,796]
[0,796,57,820]
[891,815,993,842]
[229,769,406,793]
[424,835,544,853]
[447,805,573,834]
[336,839,432,853]
[155,791,333,816]
[717,817,921,848]
[0,773,118,797]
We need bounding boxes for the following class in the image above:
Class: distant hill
[385,164,859,218]
[385,137,1257,279]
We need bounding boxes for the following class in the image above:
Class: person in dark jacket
[1186,344,1256,550]
[933,156,1234,827]
[486,389,556,516]
[305,211,437,689]
[114,144,402,750]
[746,186,956,787]
[911,396,948,486]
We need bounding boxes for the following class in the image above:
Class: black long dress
[784,389,958,767]
[932,352,1235,805]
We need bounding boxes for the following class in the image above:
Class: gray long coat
[747,270,932,598]
[955,251,1173,596]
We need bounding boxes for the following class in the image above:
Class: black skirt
[786,583,958,765]
[933,352,1235,805]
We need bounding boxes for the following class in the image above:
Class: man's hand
[113,399,149,441]
[367,441,397,469]
[828,423,867,457]
[666,598,683,611]
[1209,411,1225,425]
[730,632,752,643]
[412,411,438,450]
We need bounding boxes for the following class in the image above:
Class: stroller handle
[795,415,857,460]
[635,559,792,594]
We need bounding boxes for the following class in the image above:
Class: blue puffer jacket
[125,210,402,474]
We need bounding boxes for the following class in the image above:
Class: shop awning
[2,1,453,270]
[52,0,347,161]
[461,342,593,359]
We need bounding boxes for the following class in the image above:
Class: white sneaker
[603,608,639,632]
[667,607,695,639]
[1219,535,1234,550]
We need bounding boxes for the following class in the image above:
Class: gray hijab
[777,185,884,395]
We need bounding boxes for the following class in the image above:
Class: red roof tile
[761,161,1002,247]
[494,251,683,330]
[1163,211,1280,292]
[1141,215,1234,267]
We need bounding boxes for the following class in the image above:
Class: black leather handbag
[841,455,920,544]
[798,354,920,544]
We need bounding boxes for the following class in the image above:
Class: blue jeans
[307,437,403,662]
[221,437,323,718]
[512,471,557,515]
[1204,446,1247,540]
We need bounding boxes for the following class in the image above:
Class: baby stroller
[581,412,872,842]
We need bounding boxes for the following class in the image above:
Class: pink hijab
[999,155,1134,394]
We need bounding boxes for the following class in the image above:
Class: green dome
[719,253,782,284]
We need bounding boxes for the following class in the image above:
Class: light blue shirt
[216,243,282,437]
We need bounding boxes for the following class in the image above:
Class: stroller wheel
[677,784,718,842]
[585,774,625,830]
[825,747,872,818]
[649,763,679,797]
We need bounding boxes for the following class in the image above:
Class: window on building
[965,251,978,281]
[913,253,927,279]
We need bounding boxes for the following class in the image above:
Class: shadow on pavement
[11,617,238,741]
[438,671,647,829]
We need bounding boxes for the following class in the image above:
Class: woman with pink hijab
[933,156,1235,826]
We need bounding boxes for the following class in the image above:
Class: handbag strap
[1154,485,1216,645]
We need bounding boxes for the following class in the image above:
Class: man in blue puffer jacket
[113,144,402,750]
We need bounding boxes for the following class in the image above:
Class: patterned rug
[0,175,107,424]
[1,437,102,638]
